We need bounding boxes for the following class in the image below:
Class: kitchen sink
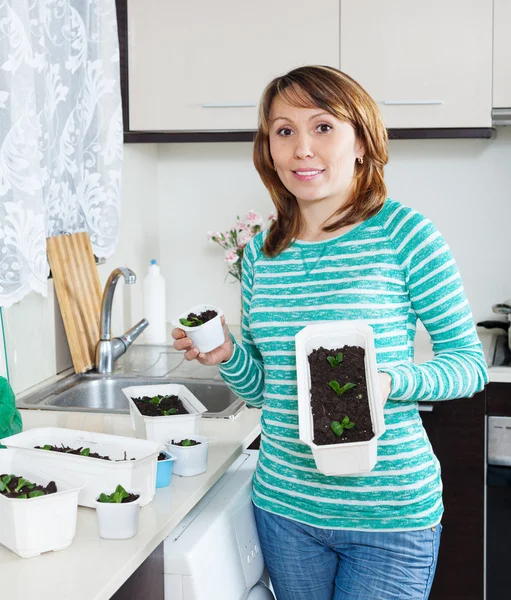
[17,373,246,419]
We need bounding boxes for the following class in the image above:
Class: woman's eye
[277,127,293,137]
[316,123,332,133]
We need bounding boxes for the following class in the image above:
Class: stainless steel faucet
[95,267,149,374]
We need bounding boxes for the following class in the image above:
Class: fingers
[184,346,200,361]
[220,315,225,325]
[171,327,186,340]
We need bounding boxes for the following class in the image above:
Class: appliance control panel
[488,416,511,466]
[232,497,265,589]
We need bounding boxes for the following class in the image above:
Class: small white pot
[95,495,141,540]
[165,434,209,477]
[172,304,225,353]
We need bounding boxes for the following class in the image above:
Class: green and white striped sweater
[219,198,488,531]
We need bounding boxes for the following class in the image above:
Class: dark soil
[132,394,188,417]
[34,445,135,461]
[120,493,139,503]
[185,309,218,326]
[158,453,169,461]
[309,345,374,446]
[171,439,201,447]
[0,473,57,499]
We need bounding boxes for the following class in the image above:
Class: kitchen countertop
[0,406,261,600]
[2,324,506,598]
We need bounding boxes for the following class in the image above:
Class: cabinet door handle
[383,100,443,106]
[201,103,257,108]
[418,404,434,412]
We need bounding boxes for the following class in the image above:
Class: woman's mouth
[292,169,325,182]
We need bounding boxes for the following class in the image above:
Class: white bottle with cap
[143,259,167,344]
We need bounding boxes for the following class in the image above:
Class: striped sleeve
[380,206,488,401]
[218,236,265,408]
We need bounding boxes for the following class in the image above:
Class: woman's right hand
[171,315,234,366]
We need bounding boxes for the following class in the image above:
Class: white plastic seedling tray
[0,428,160,508]
[122,383,207,444]
[295,321,386,476]
[0,448,81,558]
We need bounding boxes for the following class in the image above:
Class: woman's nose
[293,134,315,160]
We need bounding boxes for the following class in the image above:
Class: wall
[3,129,511,394]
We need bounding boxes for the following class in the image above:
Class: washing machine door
[243,582,276,600]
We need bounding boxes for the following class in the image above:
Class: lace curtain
[0,0,123,307]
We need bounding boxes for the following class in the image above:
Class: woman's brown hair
[253,65,388,257]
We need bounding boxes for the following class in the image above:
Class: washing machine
[163,450,276,600]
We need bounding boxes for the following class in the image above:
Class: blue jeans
[253,504,442,600]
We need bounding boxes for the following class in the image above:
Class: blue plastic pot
[156,452,176,488]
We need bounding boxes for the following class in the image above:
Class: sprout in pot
[309,345,374,446]
[0,473,57,499]
[95,484,141,540]
[131,393,189,417]
[171,438,201,447]
[179,309,218,328]
[97,484,139,504]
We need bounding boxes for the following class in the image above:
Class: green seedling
[331,416,356,437]
[149,396,161,406]
[41,444,52,451]
[80,447,91,457]
[180,439,193,447]
[179,316,203,327]
[28,490,45,498]
[14,478,35,494]
[162,408,178,416]
[98,484,130,504]
[15,490,45,500]
[329,381,357,396]
[0,474,13,493]
[327,353,344,368]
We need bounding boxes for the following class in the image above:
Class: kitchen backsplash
[3,130,511,394]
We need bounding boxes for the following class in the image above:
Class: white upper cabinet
[128,0,339,131]
[340,0,493,128]
[493,0,511,108]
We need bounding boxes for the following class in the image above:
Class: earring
[357,157,364,165]
[273,162,277,171]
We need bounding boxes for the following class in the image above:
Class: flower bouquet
[207,210,277,282]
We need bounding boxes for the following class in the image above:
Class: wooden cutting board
[47,233,103,374]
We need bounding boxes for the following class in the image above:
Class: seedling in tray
[331,416,356,437]
[34,444,135,461]
[309,345,374,446]
[132,394,188,417]
[0,473,57,499]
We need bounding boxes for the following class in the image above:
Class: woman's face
[268,93,363,207]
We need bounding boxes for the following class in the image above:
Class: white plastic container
[1,428,160,508]
[172,304,225,353]
[122,383,207,444]
[95,494,141,540]
[295,321,386,476]
[0,448,81,558]
[143,259,167,344]
[166,435,209,477]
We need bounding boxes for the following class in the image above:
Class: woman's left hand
[378,372,392,407]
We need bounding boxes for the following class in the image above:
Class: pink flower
[224,250,239,265]
[244,210,263,228]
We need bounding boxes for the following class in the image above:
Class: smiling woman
[172,64,488,600]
